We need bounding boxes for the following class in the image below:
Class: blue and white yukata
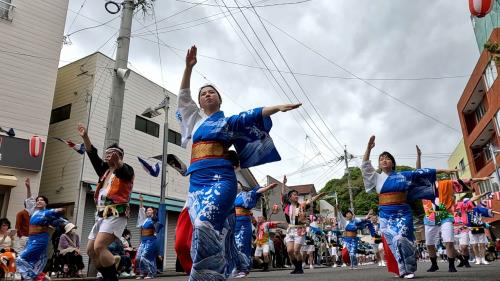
[337,214,375,267]
[136,207,162,277]
[234,187,261,273]
[16,197,67,280]
[362,161,436,277]
[177,88,281,281]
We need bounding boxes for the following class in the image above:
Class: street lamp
[141,95,170,271]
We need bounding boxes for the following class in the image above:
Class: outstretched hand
[24,178,30,189]
[278,103,301,112]
[367,136,375,150]
[77,123,88,138]
[186,45,197,68]
[416,145,421,156]
[283,175,287,185]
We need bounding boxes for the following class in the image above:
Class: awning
[88,184,185,212]
[0,175,17,187]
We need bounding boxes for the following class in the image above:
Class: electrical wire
[218,0,342,155]
[66,0,88,34]
[246,0,345,150]
[252,14,462,133]
[175,0,312,8]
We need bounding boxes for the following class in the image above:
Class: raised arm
[24,178,35,215]
[137,194,146,227]
[308,192,327,204]
[180,46,196,90]
[361,136,378,192]
[25,177,32,199]
[78,123,108,177]
[77,123,93,153]
[363,135,375,162]
[257,183,278,194]
[262,104,301,117]
[416,145,422,169]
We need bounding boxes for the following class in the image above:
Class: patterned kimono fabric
[178,92,281,281]
[16,209,66,280]
[362,161,436,277]
[234,187,261,273]
[136,208,162,277]
[340,218,375,267]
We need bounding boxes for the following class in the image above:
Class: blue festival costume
[234,186,261,273]
[16,197,67,280]
[177,88,281,281]
[337,214,375,267]
[135,207,163,277]
[362,161,436,277]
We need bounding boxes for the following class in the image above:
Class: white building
[40,52,260,271]
[0,0,68,222]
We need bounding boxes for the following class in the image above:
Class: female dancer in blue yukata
[16,178,67,280]
[177,45,301,281]
[135,195,163,279]
[336,209,376,269]
[233,181,278,278]
[361,135,457,279]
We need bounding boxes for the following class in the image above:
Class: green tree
[320,165,424,217]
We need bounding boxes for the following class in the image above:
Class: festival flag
[52,137,85,154]
[137,157,160,177]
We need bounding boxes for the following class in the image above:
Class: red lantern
[29,136,43,158]
[469,0,494,18]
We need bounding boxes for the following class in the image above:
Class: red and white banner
[469,0,494,18]
[29,136,43,158]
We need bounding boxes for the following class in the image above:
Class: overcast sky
[59,0,481,189]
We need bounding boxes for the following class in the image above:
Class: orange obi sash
[191,141,227,164]
[344,231,357,237]
[29,225,49,235]
[235,207,253,217]
[141,229,155,236]
[379,192,407,206]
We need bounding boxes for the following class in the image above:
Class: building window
[135,116,159,137]
[474,100,486,123]
[50,104,72,124]
[0,0,13,21]
[484,60,498,90]
[168,129,182,146]
[484,142,493,161]
[478,180,491,194]
[459,159,466,172]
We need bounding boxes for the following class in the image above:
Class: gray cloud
[61,0,480,189]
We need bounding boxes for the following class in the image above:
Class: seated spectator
[0,218,16,279]
[58,223,84,277]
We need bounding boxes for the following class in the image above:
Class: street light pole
[158,96,170,271]
[142,95,170,271]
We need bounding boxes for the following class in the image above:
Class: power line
[175,0,312,8]
[66,0,88,34]
[65,15,120,37]
[132,0,272,36]
[218,0,342,155]
[151,4,166,88]
[246,0,344,150]
[253,14,462,133]
[132,0,210,34]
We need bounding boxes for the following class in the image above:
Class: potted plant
[484,41,500,66]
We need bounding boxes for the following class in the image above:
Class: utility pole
[103,0,135,148]
[343,146,354,212]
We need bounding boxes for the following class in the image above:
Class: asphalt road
[158,261,500,281]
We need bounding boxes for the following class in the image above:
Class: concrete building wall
[447,138,472,179]
[0,0,68,222]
